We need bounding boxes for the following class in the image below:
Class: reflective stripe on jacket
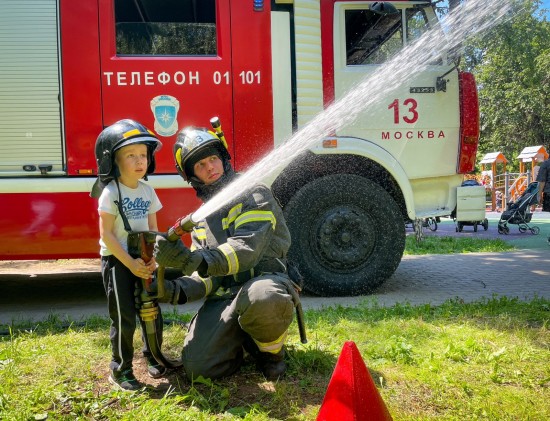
[185,183,291,298]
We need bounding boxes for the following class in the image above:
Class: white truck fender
[309,137,416,219]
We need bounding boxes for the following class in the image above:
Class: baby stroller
[497,182,540,235]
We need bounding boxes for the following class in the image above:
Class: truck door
[329,2,461,179]
[98,0,233,173]
[0,0,63,176]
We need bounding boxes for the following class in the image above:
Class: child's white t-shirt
[97,180,162,256]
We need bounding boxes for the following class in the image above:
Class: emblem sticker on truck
[150,95,180,137]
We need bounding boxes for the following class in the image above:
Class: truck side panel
[61,0,103,175]
[0,0,64,175]
[229,2,275,169]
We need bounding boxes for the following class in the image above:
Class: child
[91,119,164,391]
[495,190,503,212]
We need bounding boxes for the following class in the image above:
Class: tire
[283,174,405,296]
[530,227,540,235]
[474,224,478,232]
[519,226,527,233]
[457,222,463,232]
[483,219,489,231]
[504,226,510,235]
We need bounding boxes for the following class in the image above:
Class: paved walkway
[1,211,549,324]
[413,211,550,250]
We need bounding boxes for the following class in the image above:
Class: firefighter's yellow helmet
[174,126,231,181]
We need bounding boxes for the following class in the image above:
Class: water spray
[188,0,514,223]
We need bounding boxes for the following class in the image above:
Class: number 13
[388,98,419,124]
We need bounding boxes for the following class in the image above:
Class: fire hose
[135,232,183,369]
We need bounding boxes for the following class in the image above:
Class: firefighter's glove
[154,235,191,269]
[144,274,159,297]
[134,280,142,309]
[133,277,158,309]
[181,251,205,276]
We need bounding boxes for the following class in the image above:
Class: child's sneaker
[109,369,141,391]
[146,356,167,379]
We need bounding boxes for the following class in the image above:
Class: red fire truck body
[0,0,480,296]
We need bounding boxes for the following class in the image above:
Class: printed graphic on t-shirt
[121,197,151,220]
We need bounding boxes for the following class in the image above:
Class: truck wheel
[283,174,405,296]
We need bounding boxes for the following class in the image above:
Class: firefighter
[154,126,297,381]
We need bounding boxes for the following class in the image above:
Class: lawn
[2,237,548,420]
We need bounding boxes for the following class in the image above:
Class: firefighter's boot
[257,348,286,381]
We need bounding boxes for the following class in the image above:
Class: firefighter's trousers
[181,274,294,380]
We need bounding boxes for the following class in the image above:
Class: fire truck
[0,0,481,296]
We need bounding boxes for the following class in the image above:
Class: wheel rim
[315,206,375,271]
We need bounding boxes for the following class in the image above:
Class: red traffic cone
[316,341,392,421]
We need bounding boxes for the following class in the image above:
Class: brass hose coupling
[139,302,159,322]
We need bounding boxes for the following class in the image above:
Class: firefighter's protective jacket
[165,183,292,303]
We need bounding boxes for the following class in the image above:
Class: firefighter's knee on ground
[236,277,294,343]
[182,354,241,381]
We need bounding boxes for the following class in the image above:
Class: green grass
[405,235,516,255]
[1,296,549,420]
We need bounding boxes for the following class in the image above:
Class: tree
[463,0,549,169]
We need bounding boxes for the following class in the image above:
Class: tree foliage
[461,0,549,168]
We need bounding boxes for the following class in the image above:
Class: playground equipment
[508,174,528,202]
[480,146,548,210]
[480,151,507,211]
[517,145,548,184]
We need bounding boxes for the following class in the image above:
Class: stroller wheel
[483,219,489,231]
[426,218,437,232]
[530,227,540,235]
[504,226,510,235]
[519,226,527,233]
[474,224,478,232]
[498,225,504,234]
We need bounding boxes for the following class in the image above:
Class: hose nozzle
[166,213,197,242]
